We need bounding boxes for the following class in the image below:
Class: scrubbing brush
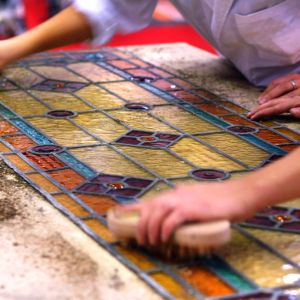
[107,208,231,259]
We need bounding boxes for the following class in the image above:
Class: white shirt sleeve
[73,0,158,45]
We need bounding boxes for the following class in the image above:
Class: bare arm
[0,6,93,68]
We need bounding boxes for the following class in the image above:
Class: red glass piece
[192,169,229,180]
[142,141,170,148]
[107,182,125,190]
[274,215,293,223]
[246,216,276,227]
[155,133,179,141]
[139,136,157,142]
[47,110,76,118]
[115,137,140,145]
[108,188,140,197]
[228,125,257,134]
[292,210,300,220]
[280,222,300,231]
[125,103,151,110]
[77,183,107,194]
[92,174,124,184]
[124,178,152,188]
[127,130,153,137]
[24,152,65,170]
[30,145,63,154]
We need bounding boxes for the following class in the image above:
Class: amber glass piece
[199,133,269,168]
[275,215,293,223]
[107,182,125,190]
[31,90,91,111]
[221,102,248,113]
[153,106,219,134]
[222,115,257,127]
[27,173,59,193]
[76,85,124,109]
[195,103,230,115]
[0,120,19,135]
[4,135,36,151]
[29,117,98,147]
[102,81,167,105]
[31,66,88,82]
[4,67,43,88]
[219,230,299,287]
[0,142,10,152]
[151,273,193,299]
[109,110,178,134]
[84,219,116,242]
[5,154,34,172]
[171,137,243,171]
[178,266,234,297]
[171,90,203,104]
[256,129,291,145]
[117,145,192,178]
[276,127,300,142]
[47,169,85,190]
[74,112,128,143]
[151,79,180,91]
[24,152,65,170]
[68,62,122,82]
[70,146,153,179]
[115,246,155,270]
[280,144,299,152]
[109,60,136,69]
[54,194,89,217]
[76,193,117,215]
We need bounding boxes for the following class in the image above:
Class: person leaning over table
[0,0,300,245]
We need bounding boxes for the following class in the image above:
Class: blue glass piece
[140,83,180,102]
[201,256,256,292]
[242,134,287,155]
[86,53,104,60]
[11,119,53,144]
[58,151,96,178]
[0,103,16,118]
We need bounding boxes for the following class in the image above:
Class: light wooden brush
[107,208,231,259]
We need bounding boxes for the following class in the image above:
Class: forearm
[7,6,93,61]
[239,147,300,210]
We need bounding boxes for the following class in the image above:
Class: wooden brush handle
[107,208,231,248]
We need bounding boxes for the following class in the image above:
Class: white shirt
[73,0,300,86]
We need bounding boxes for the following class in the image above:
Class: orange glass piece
[76,193,117,215]
[222,115,257,127]
[24,152,65,170]
[5,154,34,172]
[275,215,293,223]
[84,219,116,242]
[47,169,85,190]
[195,103,230,115]
[0,121,19,135]
[5,135,36,151]
[139,136,157,142]
[0,142,11,153]
[256,129,291,145]
[178,266,234,297]
[54,194,89,218]
[276,127,300,142]
[280,144,299,152]
[107,183,125,190]
[27,173,59,193]
[222,102,248,114]
[55,83,65,88]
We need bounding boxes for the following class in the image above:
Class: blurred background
[0,0,215,53]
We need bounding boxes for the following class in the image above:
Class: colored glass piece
[33,80,87,92]
[46,110,76,118]
[5,154,34,172]
[138,136,158,142]
[84,219,116,242]
[47,169,85,190]
[24,152,66,170]
[191,169,229,180]
[245,216,276,227]
[171,90,204,103]
[77,183,107,194]
[256,129,292,145]
[108,188,140,197]
[4,135,36,152]
[27,173,59,193]
[115,137,141,145]
[223,115,258,127]
[107,182,125,190]
[92,174,124,184]
[228,125,257,134]
[280,222,300,230]
[0,120,19,135]
[274,215,293,223]
[155,133,179,141]
[292,210,300,219]
[127,69,157,79]
[109,60,136,69]
[127,130,153,137]
[124,103,151,110]
[124,178,152,188]
[30,145,63,154]
[142,141,172,148]
[259,206,289,215]
[151,79,181,91]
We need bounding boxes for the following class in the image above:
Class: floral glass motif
[115,130,180,148]
[1,48,300,300]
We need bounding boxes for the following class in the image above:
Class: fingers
[290,107,300,118]
[259,74,300,104]
[161,211,185,243]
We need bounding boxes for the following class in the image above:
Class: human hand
[121,180,256,246]
[0,39,20,70]
[258,73,300,104]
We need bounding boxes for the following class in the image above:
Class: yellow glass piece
[219,230,299,288]
[102,81,167,105]
[109,110,178,134]
[54,194,89,218]
[74,112,127,142]
[116,246,155,270]
[0,142,10,153]
[281,198,300,209]
[171,138,243,171]
[70,146,152,178]
[29,117,98,147]
[139,181,171,200]
[245,228,300,265]
[171,178,198,186]
[0,91,49,117]
[151,273,193,299]
[76,85,124,109]
[27,173,59,193]
[276,127,300,142]
[31,90,91,111]
[5,154,34,172]
[68,63,122,82]
[4,67,43,88]
[30,66,88,82]
[198,133,269,168]
[153,106,220,133]
[84,219,116,242]
[117,145,192,178]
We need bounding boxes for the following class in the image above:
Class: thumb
[290,107,300,118]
